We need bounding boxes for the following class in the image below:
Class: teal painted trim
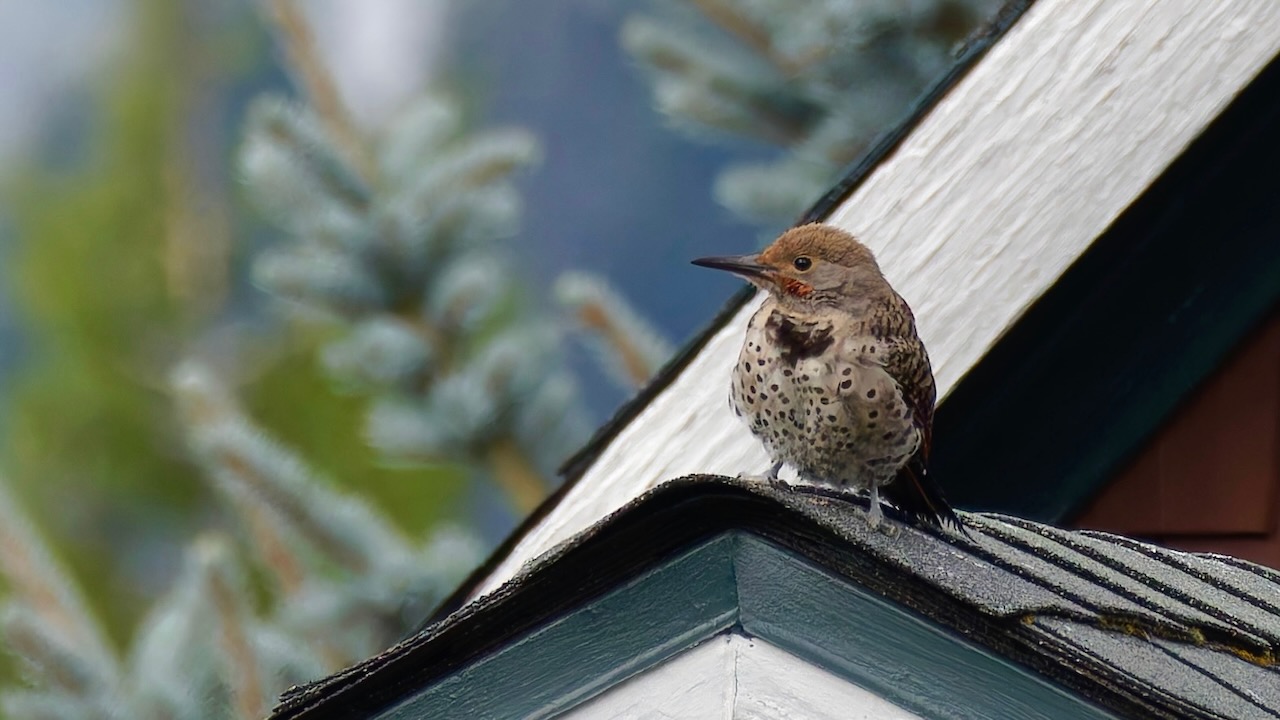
[377,532,1117,719]
[735,536,1117,720]
[376,535,739,720]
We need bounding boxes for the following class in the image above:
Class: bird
[692,222,960,532]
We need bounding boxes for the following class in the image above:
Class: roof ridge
[273,476,1280,720]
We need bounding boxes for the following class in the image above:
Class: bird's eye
[793,256,812,271]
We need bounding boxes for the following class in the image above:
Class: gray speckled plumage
[695,223,956,531]
[733,301,922,489]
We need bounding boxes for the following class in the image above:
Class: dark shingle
[1153,637,1280,715]
[1035,619,1268,719]
[970,516,1271,650]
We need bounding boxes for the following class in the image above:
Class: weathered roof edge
[428,0,1038,624]
[275,475,1280,720]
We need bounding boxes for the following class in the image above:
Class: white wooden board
[475,0,1280,598]
[561,634,924,720]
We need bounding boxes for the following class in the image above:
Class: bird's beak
[691,253,770,282]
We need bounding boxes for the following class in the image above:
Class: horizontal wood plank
[474,0,1280,598]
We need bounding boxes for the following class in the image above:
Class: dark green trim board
[932,49,1280,522]
[377,536,740,719]
[274,478,1279,720]
[734,536,1113,720]
[379,534,1113,720]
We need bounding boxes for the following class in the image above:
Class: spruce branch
[487,436,551,514]
[172,361,481,663]
[626,0,1001,223]
[0,480,119,683]
[688,0,798,74]
[229,491,306,596]
[0,689,115,720]
[555,271,675,390]
[123,534,275,720]
[0,482,135,719]
[202,538,265,720]
[1,605,108,698]
[266,0,376,183]
[172,362,412,578]
[241,88,584,513]
[621,16,814,146]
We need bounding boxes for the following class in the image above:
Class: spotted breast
[731,301,920,492]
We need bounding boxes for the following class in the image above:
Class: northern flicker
[693,223,960,531]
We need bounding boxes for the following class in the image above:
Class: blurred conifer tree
[0,0,464,664]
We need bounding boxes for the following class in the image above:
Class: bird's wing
[877,335,936,462]
[871,309,962,530]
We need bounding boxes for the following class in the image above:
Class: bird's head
[692,223,886,312]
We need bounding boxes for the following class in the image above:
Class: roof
[273,476,1280,720]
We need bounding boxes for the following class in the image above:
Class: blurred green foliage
[0,0,464,670]
[243,336,466,537]
[3,0,191,648]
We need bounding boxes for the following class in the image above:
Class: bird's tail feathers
[884,459,968,537]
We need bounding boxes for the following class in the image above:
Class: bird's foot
[736,474,793,493]
[764,461,790,491]
[865,487,899,538]
[737,461,788,490]
[764,461,784,481]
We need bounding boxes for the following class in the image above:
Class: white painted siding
[476,0,1280,598]
[561,634,924,720]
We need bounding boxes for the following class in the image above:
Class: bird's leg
[865,484,883,529]
[865,484,899,537]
